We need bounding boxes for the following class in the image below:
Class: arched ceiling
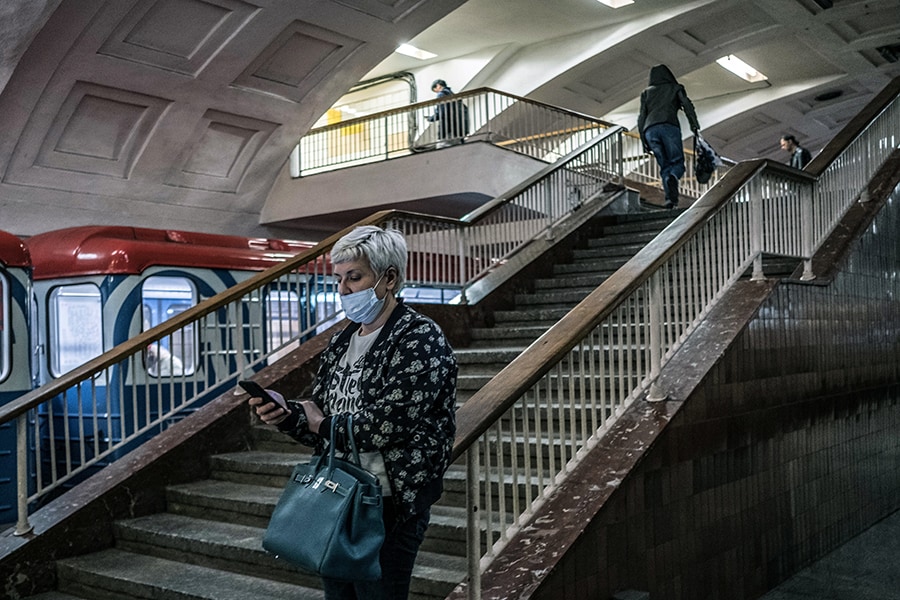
[0,0,465,238]
[1,0,898,239]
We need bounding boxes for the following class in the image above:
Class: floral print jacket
[278,301,458,519]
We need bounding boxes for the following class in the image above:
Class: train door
[0,239,33,525]
[37,281,106,496]
[140,275,199,430]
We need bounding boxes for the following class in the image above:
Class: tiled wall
[533,191,900,599]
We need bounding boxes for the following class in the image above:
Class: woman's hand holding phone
[240,380,290,425]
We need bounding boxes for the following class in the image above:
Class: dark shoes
[664,175,679,209]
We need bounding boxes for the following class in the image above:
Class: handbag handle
[325,414,363,470]
[344,414,362,465]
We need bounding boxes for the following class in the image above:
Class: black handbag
[694,133,721,185]
[262,414,385,581]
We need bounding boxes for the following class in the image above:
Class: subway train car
[0,230,33,523]
[26,226,317,389]
[15,226,321,516]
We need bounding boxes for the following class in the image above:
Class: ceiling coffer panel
[827,5,900,45]
[99,0,259,76]
[232,20,363,102]
[332,0,425,23]
[167,109,277,192]
[10,81,170,183]
[681,6,768,47]
[576,55,658,99]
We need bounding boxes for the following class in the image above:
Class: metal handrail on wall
[449,77,900,599]
[0,124,630,537]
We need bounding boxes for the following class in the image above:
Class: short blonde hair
[331,225,407,290]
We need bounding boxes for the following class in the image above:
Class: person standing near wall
[780,134,812,169]
[638,64,701,209]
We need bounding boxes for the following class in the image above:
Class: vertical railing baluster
[466,448,481,600]
[647,270,665,401]
[15,414,32,536]
[800,182,816,281]
[750,177,765,281]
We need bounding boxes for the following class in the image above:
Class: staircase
[25,210,679,600]
[455,210,678,402]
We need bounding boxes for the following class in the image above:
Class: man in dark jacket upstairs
[637,64,701,209]
[780,134,812,170]
[427,79,467,148]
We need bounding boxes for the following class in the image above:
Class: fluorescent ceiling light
[395,44,436,60]
[595,0,634,7]
[716,55,768,83]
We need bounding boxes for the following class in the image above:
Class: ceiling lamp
[716,55,768,83]
[395,44,436,60]
[595,0,634,6]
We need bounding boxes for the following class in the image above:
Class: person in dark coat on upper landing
[427,79,468,148]
[637,64,701,209]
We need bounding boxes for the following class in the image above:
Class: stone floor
[759,510,900,599]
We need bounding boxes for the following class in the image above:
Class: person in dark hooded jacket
[637,64,701,209]
[427,79,468,147]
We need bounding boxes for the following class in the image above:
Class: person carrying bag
[263,414,385,581]
[693,132,721,185]
[247,225,458,600]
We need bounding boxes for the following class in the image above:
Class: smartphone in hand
[238,380,287,410]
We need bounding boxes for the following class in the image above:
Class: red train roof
[0,230,30,268]
[26,226,316,279]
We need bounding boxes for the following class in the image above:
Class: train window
[399,286,457,304]
[49,283,103,377]
[314,291,344,334]
[0,273,9,382]
[266,290,300,351]
[142,276,196,377]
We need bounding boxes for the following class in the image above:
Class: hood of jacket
[648,64,677,86]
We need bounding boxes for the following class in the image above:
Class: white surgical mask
[340,272,386,324]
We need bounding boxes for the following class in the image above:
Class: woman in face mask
[248,225,458,600]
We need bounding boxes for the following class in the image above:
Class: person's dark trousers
[645,123,686,207]
[664,174,680,209]
[322,501,430,600]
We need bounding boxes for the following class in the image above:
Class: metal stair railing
[291,86,729,208]
[290,87,615,176]
[454,126,625,298]
[0,126,628,538]
[449,76,900,599]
